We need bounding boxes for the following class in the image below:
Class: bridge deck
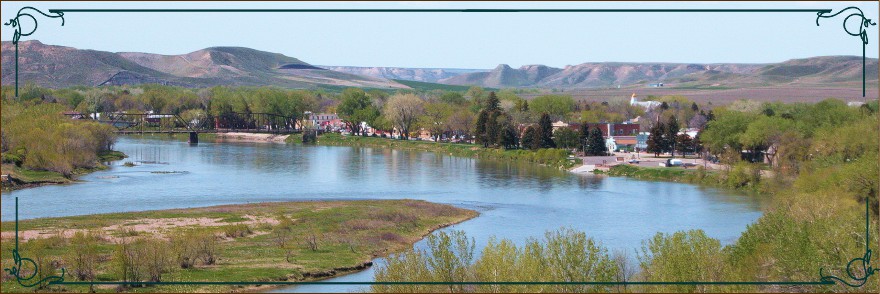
[115,129,300,134]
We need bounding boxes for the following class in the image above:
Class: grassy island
[0,199,477,293]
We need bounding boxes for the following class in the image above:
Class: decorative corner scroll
[820,249,879,288]
[3,6,65,44]
[3,7,65,98]
[3,197,66,288]
[818,200,879,288]
[815,6,877,98]
[3,249,66,288]
[816,6,876,45]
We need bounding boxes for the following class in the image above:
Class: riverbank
[287,133,577,169]
[0,199,478,293]
[0,150,126,191]
[594,163,765,193]
[215,132,289,143]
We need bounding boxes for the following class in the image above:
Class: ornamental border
[2,4,877,290]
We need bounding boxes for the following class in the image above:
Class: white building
[630,93,662,109]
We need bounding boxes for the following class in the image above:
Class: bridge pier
[188,132,199,145]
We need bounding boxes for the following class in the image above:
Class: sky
[1,1,878,69]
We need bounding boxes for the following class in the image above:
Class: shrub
[725,162,761,189]
[221,224,253,238]
[67,232,101,284]
[302,131,317,144]
[638,230,727,293]
[169,229,218,268]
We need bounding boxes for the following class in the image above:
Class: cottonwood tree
[420,102,453,141]
[384,93,426,139]
[337,88,378,136]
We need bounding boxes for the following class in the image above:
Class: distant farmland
[519,84,879,104]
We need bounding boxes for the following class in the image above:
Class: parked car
[628,159,640,164]
[660,159,683,167]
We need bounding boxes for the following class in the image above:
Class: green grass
[391,79,498,92]
[0,200,477,293]
[598,164,763,193]
[291,133,577,170]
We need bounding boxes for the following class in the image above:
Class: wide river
[1,135,767,292]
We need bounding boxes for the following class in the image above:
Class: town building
[307,112,339,126]
[629,93,662,109]
[566,122,643,151]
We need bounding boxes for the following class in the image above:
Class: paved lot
[578,152,722,170]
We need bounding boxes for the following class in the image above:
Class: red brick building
[568,123,641,137]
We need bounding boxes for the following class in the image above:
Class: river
[0,135,767,292]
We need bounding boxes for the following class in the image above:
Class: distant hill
[3,41,876,91]
[1,41,408,89]
[439,57,879,89]
[321,66,484,83]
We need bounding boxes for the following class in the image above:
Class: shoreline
[215,132,290,143]
[1,151,127,192]
[249,210,479,293]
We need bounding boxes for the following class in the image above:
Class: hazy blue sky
[1,1,877,68]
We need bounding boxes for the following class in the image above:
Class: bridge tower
[189,132,199,145]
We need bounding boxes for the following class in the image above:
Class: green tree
[484,91,500,111]
[675,134,694,155]
[554,127,579,149]
[475,110,490,147]
[588,127,607,156]
[383,93,425,139]
[498,115,519,150]
[647,121,666,156]
[439,92,466,105]
[521,126,538,150]
[337,88,374,136]
[699,109,756,157]
[530,95,575,119]
[665,115,680,157]
[578,122,590,154]
[420,102,453,141]
[537,113,556,148]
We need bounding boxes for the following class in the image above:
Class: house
[568,122,643,151]
[680,128,700,138]
[62,111,86,120]
[307,112,339,127]
[635,132,650,151]
[551,121,569,131]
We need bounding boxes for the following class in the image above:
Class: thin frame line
[51,281,835,285]
[47,8,833,13]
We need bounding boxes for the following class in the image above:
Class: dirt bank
[215,132,290,143]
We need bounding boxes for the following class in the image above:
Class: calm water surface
[1,135,767,292]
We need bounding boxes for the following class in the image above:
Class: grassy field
[520,85,879,104]
[0,199,477,293]
[289,133,577,170]
[391,79,498,92]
